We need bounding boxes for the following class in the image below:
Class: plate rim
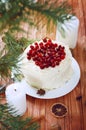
[22,57,80,99]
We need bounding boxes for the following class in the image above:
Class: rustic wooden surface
[0,0,86,130]
[23,0,86,130]
[24,0,86,130]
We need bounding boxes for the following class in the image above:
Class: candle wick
[14,88,17,91]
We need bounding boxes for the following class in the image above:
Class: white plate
[21,58,80,99]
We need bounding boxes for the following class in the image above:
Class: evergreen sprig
[0,104,39,130]
[0,32,31,78]
[0,0,73,33]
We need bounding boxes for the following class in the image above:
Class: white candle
[5,82,27,117]
[56,16,79,49]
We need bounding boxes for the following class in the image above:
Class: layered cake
[20,38,73,90]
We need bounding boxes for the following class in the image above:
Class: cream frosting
[20,40,73,90]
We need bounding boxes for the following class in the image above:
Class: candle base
[5,82,27,117]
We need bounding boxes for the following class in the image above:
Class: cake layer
[20,39,73,90]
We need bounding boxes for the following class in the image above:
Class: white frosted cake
[20,38,73,90]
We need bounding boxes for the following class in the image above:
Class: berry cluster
[27,38,66,69]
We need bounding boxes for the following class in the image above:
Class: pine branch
[0,0,73,33]
[0,33,30,78]
[27,0,73,23]
[0,104,40,130]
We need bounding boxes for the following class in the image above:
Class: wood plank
[75,0,86,130]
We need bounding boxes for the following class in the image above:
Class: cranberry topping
[27,38,66,69]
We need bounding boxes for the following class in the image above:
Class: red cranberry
[48,39,52,43]
[60,55,65,59]
[30,45,34,50]
[43,37,47,42]
[27,38,66,69]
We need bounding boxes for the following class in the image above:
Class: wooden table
[24,0,86,130]
[0,0,86,130]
